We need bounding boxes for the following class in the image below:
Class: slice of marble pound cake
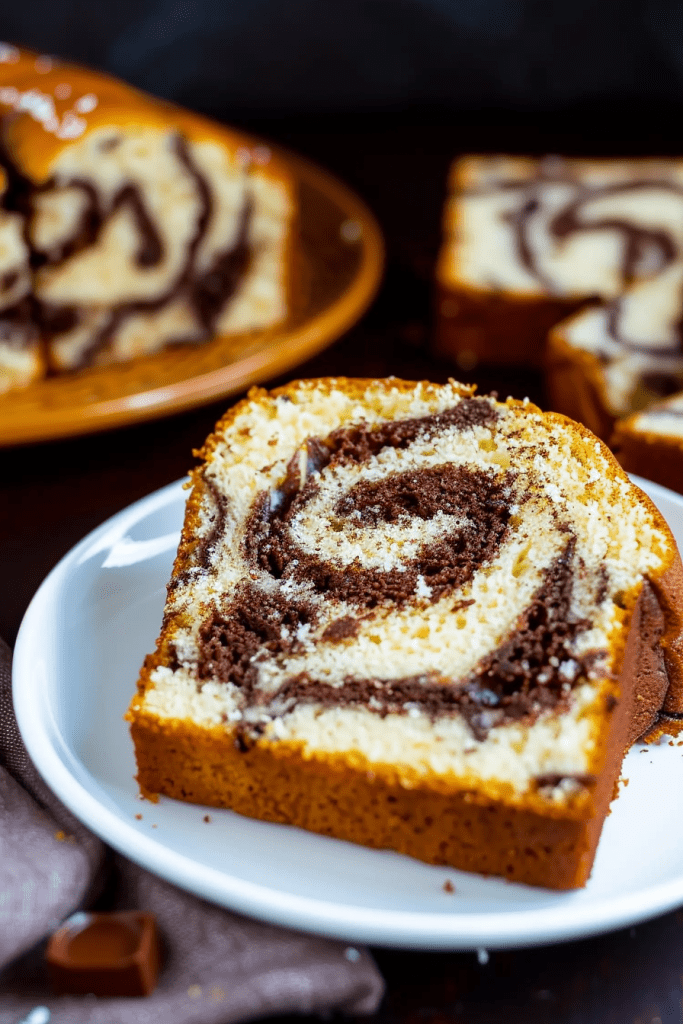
[0,44,294,379]
[128,377,683,889]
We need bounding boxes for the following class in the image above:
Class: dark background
[2,0,683,140]
[1,0,683,121]
[3,5,683,1023]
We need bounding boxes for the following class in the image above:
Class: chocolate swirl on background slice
[495,161,683,295]
[549,181,680,286]
[0,120,255,368]
[497,165,683,369]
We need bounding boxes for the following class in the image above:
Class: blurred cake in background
[612,391,683,495]
[435,154,683,371]
[0,43,295,392]
[546,264,683,439]
[436,153,683,470]
[0,169,41,392]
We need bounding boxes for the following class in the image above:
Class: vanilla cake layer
[613,391,683,495]
[435,154,683,369]
[129,378,683,888]
[0,44,294,382]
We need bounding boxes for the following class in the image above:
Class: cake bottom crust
[131,712,608,890]
[129,575,682,889]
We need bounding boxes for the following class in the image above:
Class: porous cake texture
[436,155,683,418]
[128,377,683,889]
[0,44,294,390]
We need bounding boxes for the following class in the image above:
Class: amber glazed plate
[0,150,384,446]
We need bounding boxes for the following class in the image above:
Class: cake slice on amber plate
[0,169,41,392]
[0,43,295,384]
[128,377,683,889]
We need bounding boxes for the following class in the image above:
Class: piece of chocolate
[45,911,160,997]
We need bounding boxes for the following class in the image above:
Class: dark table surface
[2,110,683,1024]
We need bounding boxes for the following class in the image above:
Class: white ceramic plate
[12,475,683,950]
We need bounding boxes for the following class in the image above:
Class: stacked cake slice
[0,44,294,391]
[128,377,683,889]
[436,154,683,438]
[612,392,683,495]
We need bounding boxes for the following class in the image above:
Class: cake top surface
[0,42,289,186]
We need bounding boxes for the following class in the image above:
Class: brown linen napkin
[0,637,385,1023]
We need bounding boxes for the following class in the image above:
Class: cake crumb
[188,985,202,998]
[135,813,143,820]
[203,815,212,823]
[443,879,455,893]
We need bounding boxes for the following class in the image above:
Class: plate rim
[12,473,683,950]
[0,147,384,447]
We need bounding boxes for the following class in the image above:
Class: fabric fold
[0,637,384,1023]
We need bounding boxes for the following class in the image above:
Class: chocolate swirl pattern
[0,44,294,391]
[129,378,683,888]
[141,379,674,782]
[450,155,683,300]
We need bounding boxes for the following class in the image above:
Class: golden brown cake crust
[128,377,683,888]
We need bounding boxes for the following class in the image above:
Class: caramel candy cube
[46,911,160,997]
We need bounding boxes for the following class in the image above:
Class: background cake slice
[0,44,295,381]
[0,173,41,392]
[435,154,683,370]
[612,390,683,494]
[128,377,683,889]
[545,267,683,439]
